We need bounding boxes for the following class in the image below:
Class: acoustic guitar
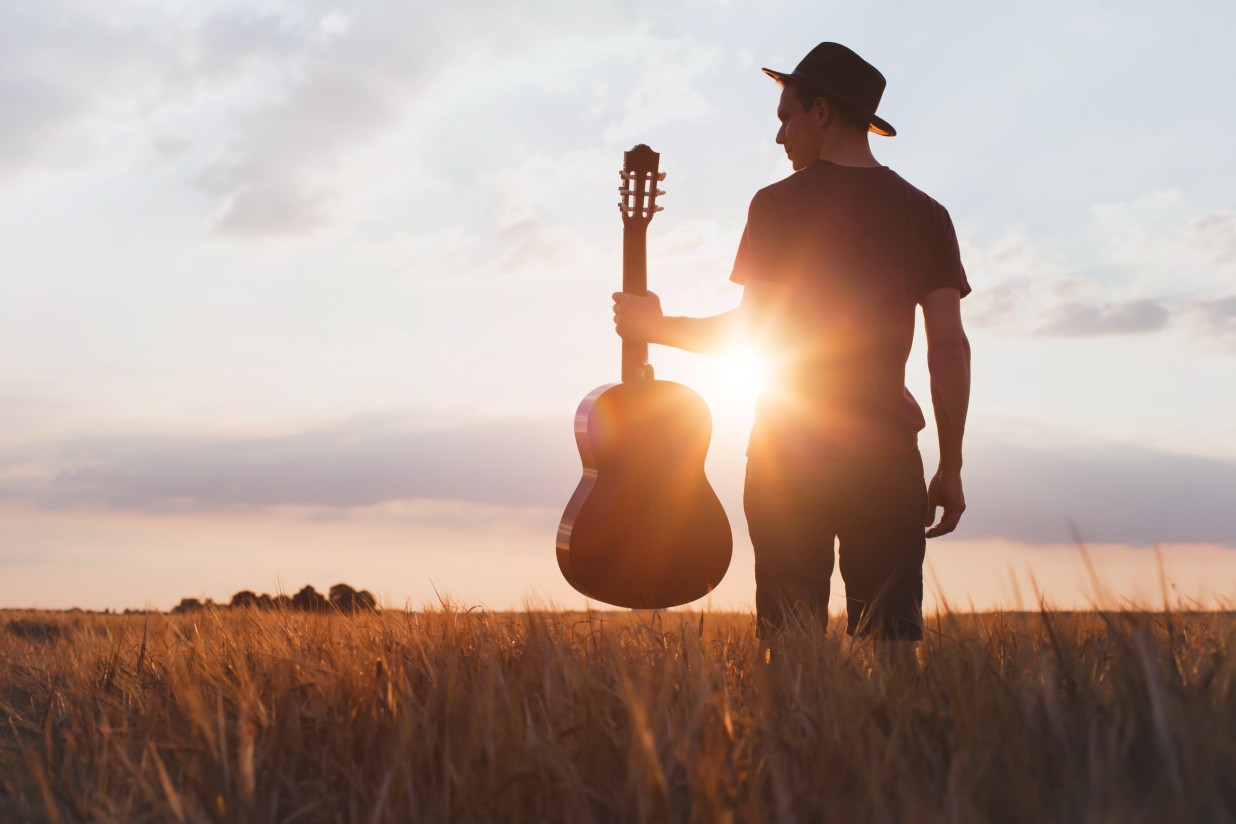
[556,144,732,609]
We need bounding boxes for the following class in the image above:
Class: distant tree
[230,590,259,609]
[255,593,276,610]
[329,583,356,612]
[171,598,202,614]
[271,594,293,611]
[291,585,329,613]
[330,583,379,614]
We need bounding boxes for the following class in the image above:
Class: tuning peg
[657,172,666,181]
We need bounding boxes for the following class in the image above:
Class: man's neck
[818,132,881,168]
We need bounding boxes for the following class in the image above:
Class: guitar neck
[617,143,663,384]
[621,221,649,383]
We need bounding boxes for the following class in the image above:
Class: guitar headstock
[619,144,666,227]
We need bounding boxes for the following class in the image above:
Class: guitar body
[557,379,732,609]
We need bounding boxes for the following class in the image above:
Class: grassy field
[2,605,1234,822]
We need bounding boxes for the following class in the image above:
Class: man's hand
[612,291,663,343]
[925,468,965,538]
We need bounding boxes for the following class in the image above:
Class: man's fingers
[925,505,965,538]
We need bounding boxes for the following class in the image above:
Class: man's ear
[813,96,833,127]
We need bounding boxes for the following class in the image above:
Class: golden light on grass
[2,604,1235,820]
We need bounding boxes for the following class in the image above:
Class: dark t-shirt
[730,159,970,460]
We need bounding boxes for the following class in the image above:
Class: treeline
[171,584,378,615]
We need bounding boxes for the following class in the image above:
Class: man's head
[775,79,873,171]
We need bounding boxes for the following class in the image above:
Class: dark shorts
[743,449,928,641]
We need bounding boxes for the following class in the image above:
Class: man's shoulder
[751,166,817,201]
[883,168,954,221]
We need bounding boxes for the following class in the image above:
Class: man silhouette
[613,42,971,658]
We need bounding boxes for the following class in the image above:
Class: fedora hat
[762,42,896,137]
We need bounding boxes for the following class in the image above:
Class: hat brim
[762,67,896,137]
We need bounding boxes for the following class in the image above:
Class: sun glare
[718,348,768,407]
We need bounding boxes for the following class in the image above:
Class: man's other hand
[925,468,965,538]
[612,291,663,343]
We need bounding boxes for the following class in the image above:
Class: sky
[2,1,1235,612]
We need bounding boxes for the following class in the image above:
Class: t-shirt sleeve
[729,189,786,285]
[917,204,971,302]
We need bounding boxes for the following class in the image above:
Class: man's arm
[612,280,789,355]
[921,286,971,538]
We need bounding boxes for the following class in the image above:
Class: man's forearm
[927,336,971,472]
[649,309,741,355]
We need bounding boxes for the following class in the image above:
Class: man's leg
[743,457,837,640]
[837,450,929,646]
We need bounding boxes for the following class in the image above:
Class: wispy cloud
[1036,298,1170,337]
[0,6,313,179]
[1183,295,1236,352]
[0,6,165,177]
[1,414,578,513]
[600,37,720,144]
[958,192,1236,345]
[962,440,1236,547]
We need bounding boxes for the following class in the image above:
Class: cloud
[601,37,720,144]
[0,2,641,232]
[0,6,315,179]
[0,6,161,176]
[483,148,611,240]
[1036,298,1170,336]
[1089,192,1236,294]
[199,3,646,237]
[210,177,335,236]
[958,193,1236,341]
[197,12,418,237]
[1183,212,1236,265]
[962,441,1236,547]
[965,282,1021,330]
[492,225,590,274]
[1183,295,1236,352]
[959,231,1058,284]
[0,414,579,513]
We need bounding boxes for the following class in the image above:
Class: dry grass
[2,605,1235,822]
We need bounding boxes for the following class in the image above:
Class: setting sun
[719,348,768,404]
[691,347,769,426]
